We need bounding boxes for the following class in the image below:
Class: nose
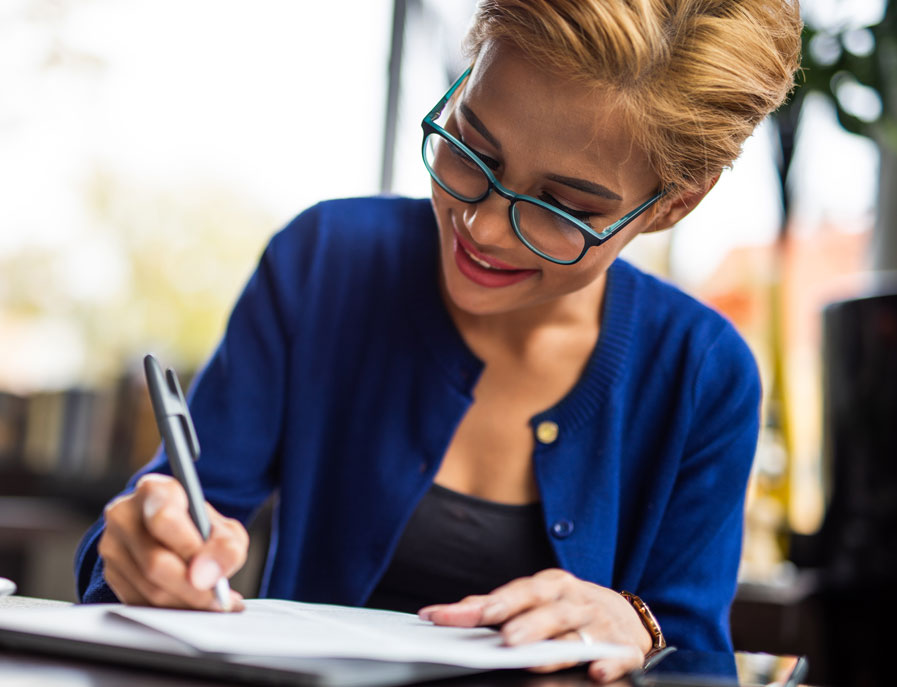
[461,190,512,248]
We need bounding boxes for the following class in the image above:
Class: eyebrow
[459,102,623,202]
[546,174,622,201]
[459,103,502,150]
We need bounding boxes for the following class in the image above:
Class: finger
[106,533,246,612]
[100,531,145,605]
[187,512,248,592]
[103,563,145,605]
[501,599,592,646]
[588,653,644,684]
[101,530,194,608]
[137,477,248,601]
[136,475,205,561]
[107,500,220,609]
[203,506,250,578]
[419,595,492,626]
[527,661,580,674]
[424,570,575,628]
[225,589,247,613]
[526,629,592,673]
[477,569,575,625]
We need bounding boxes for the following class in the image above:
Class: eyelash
[539,193,599,223]
[456,129,601,223]
[457,135,500,171]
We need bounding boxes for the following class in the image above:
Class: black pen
[143,353,232,611]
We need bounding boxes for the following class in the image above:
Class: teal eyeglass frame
[421,67,668,265]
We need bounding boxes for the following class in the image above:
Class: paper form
[112,599,635,668]
[0,599,635,670]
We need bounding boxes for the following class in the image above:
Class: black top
[366,483,557,614]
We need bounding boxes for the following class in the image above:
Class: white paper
[110,598,635,669]
[0,603,198,656]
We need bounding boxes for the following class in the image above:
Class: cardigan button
[535,421,559,444]
[551,519,574,539]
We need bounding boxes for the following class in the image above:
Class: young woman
[77,1,802,682]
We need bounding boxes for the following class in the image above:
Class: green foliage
[799,0,897,150]
[0,167,276,387]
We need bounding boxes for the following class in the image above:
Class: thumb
[189,512,249,588]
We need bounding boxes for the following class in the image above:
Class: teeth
[464,245,498,270]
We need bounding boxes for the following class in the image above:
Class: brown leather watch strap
[619,591,667,656]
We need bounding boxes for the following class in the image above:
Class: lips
[452,230,538,288]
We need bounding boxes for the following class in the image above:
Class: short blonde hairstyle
[464,0,802,193]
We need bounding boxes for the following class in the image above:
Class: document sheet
[0,598,635,684]
[111,598,634,667]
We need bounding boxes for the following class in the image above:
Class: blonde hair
[464,0,802,193]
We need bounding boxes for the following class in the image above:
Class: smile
[461,243,498,270]
[451,229,539,288]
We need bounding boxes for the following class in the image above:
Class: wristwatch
[619,591,666,657]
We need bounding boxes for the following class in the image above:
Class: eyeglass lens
[424,132,587,263]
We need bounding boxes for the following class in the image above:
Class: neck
[443,273,607,357]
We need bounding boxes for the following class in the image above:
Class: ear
[643,175,720,233]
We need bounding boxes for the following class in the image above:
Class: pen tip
[214,578,233,612]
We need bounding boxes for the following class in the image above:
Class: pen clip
[144,354,201,462]
[165,368,201,461]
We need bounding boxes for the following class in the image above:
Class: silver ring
[575,629,594,645]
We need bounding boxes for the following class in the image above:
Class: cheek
[430,188,455,237]
[545,265,600,293]
[535,244,619,296]
[553,249,609,283]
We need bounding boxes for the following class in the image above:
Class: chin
[445,289,511,318]
[441,267,501,316]
[439,257,547,318]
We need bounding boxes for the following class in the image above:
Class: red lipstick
[452,231,538,288]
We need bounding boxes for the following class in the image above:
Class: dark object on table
[631,649,807,687]
[792,290,897,686]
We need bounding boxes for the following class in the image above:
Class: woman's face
[431,40,663,318]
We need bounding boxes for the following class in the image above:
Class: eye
[539,192,602,224]
[446,114,501,171]
[446,139,481,170]
[458,137,500,171]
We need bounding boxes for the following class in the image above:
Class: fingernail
[229,591,245,613]
[418,607,436,621]
[480,601,506,623]
[503,625,527,645]
[191,557,222,590]
[142,494,164,520]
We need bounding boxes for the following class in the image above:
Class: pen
[143,353,232,612]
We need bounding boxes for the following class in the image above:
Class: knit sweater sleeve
[635,321,761,652]
[74,206,318,603]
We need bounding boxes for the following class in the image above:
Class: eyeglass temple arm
[424,66,473,122]
[593,187,670,242]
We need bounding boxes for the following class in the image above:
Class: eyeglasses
[421,67,667,265]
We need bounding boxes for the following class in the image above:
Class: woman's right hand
[98,473,248,611]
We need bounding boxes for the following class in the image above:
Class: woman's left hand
[418,569,652,684]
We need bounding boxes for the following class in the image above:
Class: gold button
[536,421,559,444]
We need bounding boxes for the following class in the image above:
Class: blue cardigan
[76,196,760,653]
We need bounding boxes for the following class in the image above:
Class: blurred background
[1,1,894,685]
